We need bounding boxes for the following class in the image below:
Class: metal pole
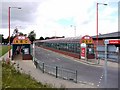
[8,7,21,58]
[96,3,98,60]
[33,42,35,61]
[74,26,76,37]
[8,7,11,58]
[76,70,77,83]
[104,43,107,88]
[56,66,58,78]
[43,63,44,73]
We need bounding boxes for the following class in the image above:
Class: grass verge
[0,45,11,57]
[2,61,62,89]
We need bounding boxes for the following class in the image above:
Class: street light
[96,3,107,58]
[70,25,76,37]
[96,3,107,88]
[8,7,21,58]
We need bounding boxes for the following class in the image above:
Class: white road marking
[79,81,82,83]
[100,79,101,80]
[97,85,99,87]
[99,82,101,83]
[56,58,60,60]
[101,76,103,78]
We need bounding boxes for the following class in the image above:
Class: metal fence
[34,58,77,83]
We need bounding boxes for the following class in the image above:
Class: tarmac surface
[35,47,118,88]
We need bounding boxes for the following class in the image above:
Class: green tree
[45,37,50,40]
[28,30,36,44]
[39,36,44,40]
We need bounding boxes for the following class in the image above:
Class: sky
[0,0,119,39]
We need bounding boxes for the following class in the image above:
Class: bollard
[76,70,77,83]
[98,58,100,64]
[43,63,44,73]
[56,66,58,78]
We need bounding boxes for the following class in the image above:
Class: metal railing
[34,58,77,83]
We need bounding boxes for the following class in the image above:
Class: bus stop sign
[104,39,120,45]
[109,39,120,44]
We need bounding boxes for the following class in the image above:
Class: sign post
[104,43,107,88]
[104,39,120,88]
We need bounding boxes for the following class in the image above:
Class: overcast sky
[0,0,119,39]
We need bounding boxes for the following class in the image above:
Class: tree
[19,32,24,36]
[24,34,27,37]
[45,37,50,40]
[28,30,36,44]
[12,27,19,37]
[10,36,14,44]
[39,36,44,40]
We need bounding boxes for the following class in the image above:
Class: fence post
[56,66,58,78]
[76,70,77,83]
[43,63,44,73]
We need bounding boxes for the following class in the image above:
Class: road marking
[99,82,101,83]
[56,58,61,60]
[100,79,101,80]
[97,85,99,87]
[83,81,87,84]
[101,76,103,78]
[52,60,55,62]
[79,81,82,83]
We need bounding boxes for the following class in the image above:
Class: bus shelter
[12,35,32,60]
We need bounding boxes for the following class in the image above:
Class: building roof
[92,31,120,39]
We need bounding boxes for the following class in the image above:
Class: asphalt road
[35,47,118,88]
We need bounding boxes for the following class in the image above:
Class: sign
[14,40,28,44]
[80,35,94,44]
[81,48,85,58]
[12,36,31,44]
[104,39,120,45]
[81,43,86,59]
[109,40,120,44]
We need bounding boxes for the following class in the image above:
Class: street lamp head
[18,7,22,9]
[103,4,107,5]
[97,3,108,6]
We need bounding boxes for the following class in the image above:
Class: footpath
[0,50,118,88]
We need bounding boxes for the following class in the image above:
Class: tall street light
[96,3,107,88]
[96,3,107,58]
[70,25,76,37]
[8,7,21,58]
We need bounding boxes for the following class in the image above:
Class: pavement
[0,48,118,88]
[13,60,96,88]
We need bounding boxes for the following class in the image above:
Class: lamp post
[96,3,107,88]
[70,25,76,37]
[8,7,21,58]
[96,3,107,59]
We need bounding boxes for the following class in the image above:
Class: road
[35,47,118,88]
